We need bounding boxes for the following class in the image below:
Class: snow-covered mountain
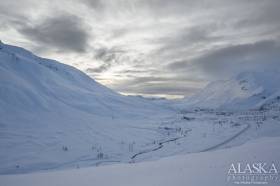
[178,71,280,110]
[0,42,174,174]
[1,42,280,177]
[0,42,172,118]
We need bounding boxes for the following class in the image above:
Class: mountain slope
[0,42,171,117]
[0,42,174,174]
[178,71,280,110]
[1,42,279,176]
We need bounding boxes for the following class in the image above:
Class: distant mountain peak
[179,70,280,110]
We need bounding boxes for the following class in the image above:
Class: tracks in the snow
[131,123,251,160]
[131,129,192,160]
[200,123,251,152]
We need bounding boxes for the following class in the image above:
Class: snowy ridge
[0,42,171,117]
[178,71,280,110]
[0,42,174,174]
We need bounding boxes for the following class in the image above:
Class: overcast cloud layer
[1,0,280,98]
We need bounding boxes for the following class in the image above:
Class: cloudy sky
[1,0,280,98]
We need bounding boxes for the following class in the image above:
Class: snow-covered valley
[0,42,280,185]
[1,136,280,186]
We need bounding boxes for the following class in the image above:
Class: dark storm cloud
[18,14,90,53]
[157,25,218,46]
[86,66,108,73]
[0,1,30,30]
[197,40,280,78]
[87,47,128,73]
[235,0,280,29]
[137,0,204,16]
[83,0,105,10]
[152,24,220,60]
[168,40,280,79]
[1,0,280,98]
[94,47,125,62]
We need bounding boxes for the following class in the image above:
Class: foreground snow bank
[1,137,279,186]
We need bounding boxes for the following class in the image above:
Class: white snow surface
[176,70,280,110]
[0,42,280,180]
[1,136,279,186]
[0,42,174,174]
